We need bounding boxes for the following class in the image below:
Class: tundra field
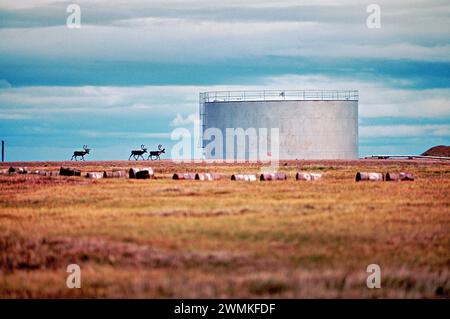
[0,159,449,298]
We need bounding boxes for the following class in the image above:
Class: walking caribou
[129,145,147,160]
[71,145,90,161]
[148,144,165,160]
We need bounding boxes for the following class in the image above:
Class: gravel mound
[421,145,450,157]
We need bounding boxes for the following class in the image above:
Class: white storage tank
[200,90,358,160]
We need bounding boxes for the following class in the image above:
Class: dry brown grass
[0,159,449,298]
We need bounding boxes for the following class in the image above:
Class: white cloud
[0,74,448,121]
[0,112,30,120]
[0,0,369,11]
[283,43,450,62]
[171,113,197,126]
[79,130,172,139]
[0,85,200,117]
[360,98,450,118]
[360,124,450,138]
[263,74,450,119]
[0,1,449,62]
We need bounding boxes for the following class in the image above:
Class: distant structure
[200,90,359,160]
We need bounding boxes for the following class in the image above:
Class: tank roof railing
[200,90,359,102]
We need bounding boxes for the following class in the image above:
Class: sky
[0,0,449,161]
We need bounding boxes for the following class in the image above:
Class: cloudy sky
[0,0,449,161]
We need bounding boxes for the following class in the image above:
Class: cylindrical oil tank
[200,90,358,160]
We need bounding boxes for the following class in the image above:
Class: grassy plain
[0,159,449,298]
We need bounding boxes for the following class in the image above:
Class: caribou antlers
[148,144,165,161]
[129,145,148,161]
[71,145,91,161]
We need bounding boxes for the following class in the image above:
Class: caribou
[129,144,147,160]
[71,145,90,161]
[148,144,165,160]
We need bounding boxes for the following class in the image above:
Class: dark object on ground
[195,173,221,180]
[103,171,126,178]
[59,167,81,176]
[355,172,384,181]
[173,173,196,180]
[9,167,29,174]
[129,167,153,179]
[260,173,287,181]
[38,170,59,176]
